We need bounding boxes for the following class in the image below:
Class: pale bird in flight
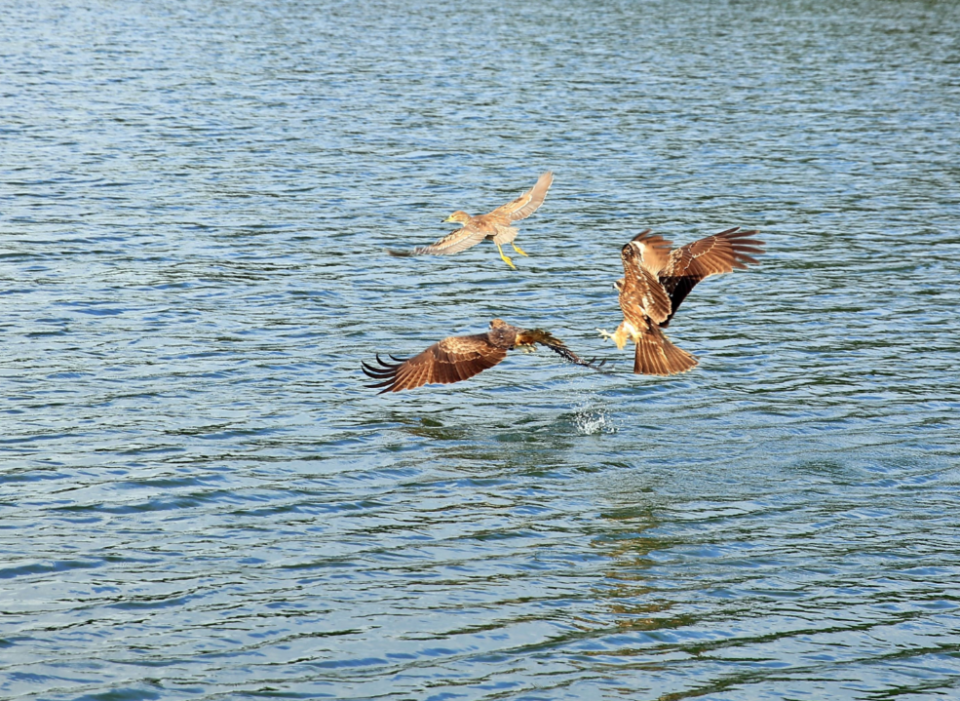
[389,172,553,269]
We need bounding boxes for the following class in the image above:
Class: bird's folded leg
[597,328,615,341]
[511,242,529,257]
[495,242,517,269]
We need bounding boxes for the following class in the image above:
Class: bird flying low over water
[388,172,554,269]
[362,318,595,393]
[599,227,765,375]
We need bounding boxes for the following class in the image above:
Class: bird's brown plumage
[362,318,591,393]
[601,227,765,375]
[388,172,554,269]
[633,226,765,327]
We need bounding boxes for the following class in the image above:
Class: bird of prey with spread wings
[362,318,594,393]
[599,227,765,375]
[388,172,553,269]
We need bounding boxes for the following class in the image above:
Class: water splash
[573,403,619,435]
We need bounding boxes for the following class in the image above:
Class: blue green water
[2,1,959,699]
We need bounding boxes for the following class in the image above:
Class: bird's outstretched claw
[496,242,517,269]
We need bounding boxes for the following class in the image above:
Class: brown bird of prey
[389,172,553,269]
[362,318,592,393]
[599,227,765,375]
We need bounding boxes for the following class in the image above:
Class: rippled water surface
[3,1,960,699]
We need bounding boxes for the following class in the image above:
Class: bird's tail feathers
[634,327,698,375]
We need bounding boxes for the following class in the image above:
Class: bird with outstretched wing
[388,172,553,269]
[599,227,765,375]
[362,318,598,393]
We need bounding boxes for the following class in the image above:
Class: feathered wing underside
[362,334,507,393]
[658,227,765,326]
[630,230,674,275]
[491,225,519,246]
[490,171,554,221]
[611,241,699,375]
[633,320,699,376]
[399,224,489,257]
[621,250,672,326]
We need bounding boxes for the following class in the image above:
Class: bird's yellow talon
[496,242,517,269]
[512,243,529,257]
